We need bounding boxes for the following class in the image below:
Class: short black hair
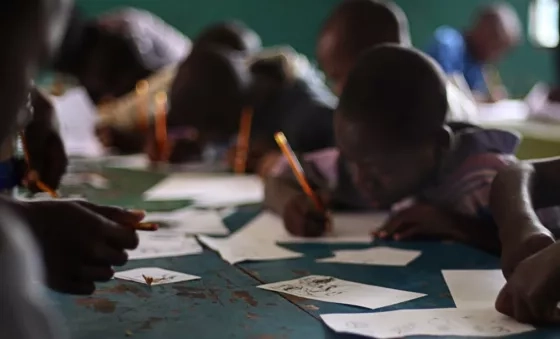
[168,46,248,140]
[320,0,410,56]
[193,21,262,54]
[337,44,448,145]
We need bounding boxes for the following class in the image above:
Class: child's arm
[376,202,500,253]
[490,158,560,278]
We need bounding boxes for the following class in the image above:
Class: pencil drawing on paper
[389,322,416,335]
[276,276,351,298]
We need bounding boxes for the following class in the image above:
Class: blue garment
[0,159,22,191]
[425,26,487,94]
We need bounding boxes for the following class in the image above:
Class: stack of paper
[321,308,535,338]
[143,208,230,236]
[258,275,426,310]
[143,173,264,207]
[114,267,200,286]
[128,233,203,260]
[317,247,421,266]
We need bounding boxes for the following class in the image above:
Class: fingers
[87,243,129,266]
[47,275,96,296]
[74,201,145,226]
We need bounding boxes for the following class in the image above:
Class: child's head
[335,44,449,208]
[193,21,262,55]
[317,0,410,95]
[468,3,521,63]
[168,46,248,149]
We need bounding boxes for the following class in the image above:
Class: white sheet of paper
[127,233,203,260]
[317,247,421,266]
[442,270,506,309]
[143,173,264,207]
[258,275,426,310]
[198,235,303,265]
[231,211,385,244]
[321,308,535,338]
[143,208,229,236]
[52,87,105,158]
[114,267,200,285]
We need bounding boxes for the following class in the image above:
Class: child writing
[97,21,261,154]
[490,158,560,324]
[265,44,518,252]
[155,44,337,171]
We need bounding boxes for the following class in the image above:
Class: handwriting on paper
[320,308,535,338]
[258,275,425,310]
[114,267,200,286]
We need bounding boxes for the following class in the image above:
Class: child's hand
[282,192,331,237]
[23,91,68,191]
[256,151,282,177]
[374,203,469,242]
[495,242,560,325]
[21,200,142,295]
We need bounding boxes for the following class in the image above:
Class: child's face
[335,113,441,208]
[317,29,353,96]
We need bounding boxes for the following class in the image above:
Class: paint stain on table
[76,297,117,313]
[232,290,258,307]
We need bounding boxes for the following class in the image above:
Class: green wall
[77,0,556,97]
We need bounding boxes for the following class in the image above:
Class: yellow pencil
[234,107,254,174]
[19,132,58,198]
[136,80,149,131]
[154,92,168,161]
[273,132,324,212]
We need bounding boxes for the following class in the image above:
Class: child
[425,3,520,102]
[193,21,262,54]
[96,20,261,154]
[490,158,560,324]
[265,44,518,252]
[159,45,337,170]
[1,0,141,303]
[317,0,410,96]
[317,0,476,123]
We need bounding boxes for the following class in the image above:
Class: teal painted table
[53,167,560,338]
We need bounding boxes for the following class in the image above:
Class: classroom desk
[53,167,560,339]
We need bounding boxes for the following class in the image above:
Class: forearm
[263,176,303,216]
[490,162,542,231]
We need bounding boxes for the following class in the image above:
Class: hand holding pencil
[274,132,332,237]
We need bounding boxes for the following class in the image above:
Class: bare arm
[490,158,560,229]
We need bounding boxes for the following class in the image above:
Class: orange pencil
[136,80,149,131]
[154,92,168,161]
[19,132,58,198]
[234,107,254,174]
[274,132,324,212]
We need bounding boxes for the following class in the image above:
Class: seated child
[317,0,476,123]
[157,45,337,171]
[265,44,518,251]
[317,0,410,96]
[95,20,261,154]
[490,158,560,324]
